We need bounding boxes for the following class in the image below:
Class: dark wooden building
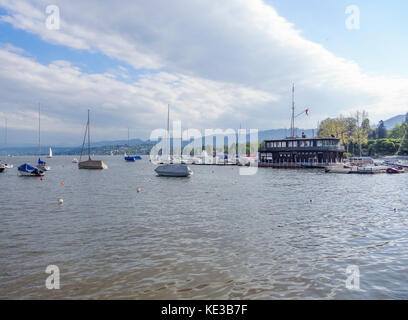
[259,137,345,168]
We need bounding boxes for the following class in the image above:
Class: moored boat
[0,163,5,173]
[154,104,193,177]
[78,109,108,170]
[37,158,51,171]
[78,159,108,170]
[18,163,44,176]
[155,164,193,177]
[386,167,405,174]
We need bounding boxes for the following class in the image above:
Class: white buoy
[58,199,64,205]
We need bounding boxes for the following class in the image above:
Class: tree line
[318,111,408,156]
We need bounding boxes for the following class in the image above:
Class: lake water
[0,156,407,299]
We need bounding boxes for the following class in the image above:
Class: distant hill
[383,114,407,129]
[91,138,146,147]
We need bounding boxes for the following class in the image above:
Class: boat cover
[18,163,41,173]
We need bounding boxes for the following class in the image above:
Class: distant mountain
[383,114,407,129]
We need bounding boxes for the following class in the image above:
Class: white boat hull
[155,164,192,177]
[18,170,44,177]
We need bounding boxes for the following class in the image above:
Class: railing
[259,146,345,152]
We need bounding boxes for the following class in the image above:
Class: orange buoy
[61,182,65,186]
[137,188,141,193]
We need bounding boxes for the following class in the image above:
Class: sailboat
[154,104,192,177]
[36,104,51,171]
[78,109,108,170]
[124,128,137,162]
[18,163,44,176]
[47,147,53,158]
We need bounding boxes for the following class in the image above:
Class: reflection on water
[0,156,407,299]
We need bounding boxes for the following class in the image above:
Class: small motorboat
[0,163,5,173]
[387,167,405,174]
[4,163,13,169]
[37,158,51,171]
[155,164,193,177]
[124,153,142,162]
[18,163,44,176]
[72,158,79,163]
[124,154,136,162]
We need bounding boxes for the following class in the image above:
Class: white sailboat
[155,104,192,177]
[47,147,53,158]
[78,109,108,170]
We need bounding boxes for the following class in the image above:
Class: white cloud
[0,0,408,144]
[0,46,274,144]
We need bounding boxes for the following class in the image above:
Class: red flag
[305,108,309,116]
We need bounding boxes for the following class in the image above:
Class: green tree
[388,122,407,139]
[351,111,370,156]
[398,119,408,155]
[376,120,387,139]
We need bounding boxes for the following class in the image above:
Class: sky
[0,0,408,146]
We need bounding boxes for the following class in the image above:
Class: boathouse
[259,136,345,168]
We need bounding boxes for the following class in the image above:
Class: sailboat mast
[38,103,41,157]
[290,84,295,138]
[4,117,7,157]
[88,109,91,159]
[167,104,170,159]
